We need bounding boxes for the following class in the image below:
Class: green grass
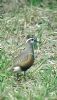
[0,2,57,100]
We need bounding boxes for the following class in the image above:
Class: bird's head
[26,35,38,49]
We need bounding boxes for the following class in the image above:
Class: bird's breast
[19,54,34,71]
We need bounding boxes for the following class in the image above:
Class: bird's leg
[16,72,19,80]
[24,71,26,80]
[24,71,26,76]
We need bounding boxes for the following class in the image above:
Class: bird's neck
[26,42,34,56]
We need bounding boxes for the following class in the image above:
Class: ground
[0,2,57,100]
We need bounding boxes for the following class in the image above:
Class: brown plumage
[12,35,37,78]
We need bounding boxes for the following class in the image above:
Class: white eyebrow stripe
[26,38,34,43]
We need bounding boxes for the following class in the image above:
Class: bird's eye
[30,39,34,43]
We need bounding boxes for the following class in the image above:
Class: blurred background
[0,0,57,100]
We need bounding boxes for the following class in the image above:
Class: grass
[0,2,57,100]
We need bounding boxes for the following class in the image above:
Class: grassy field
[0,2,57,100]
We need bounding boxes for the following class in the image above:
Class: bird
[12,35,37,79]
